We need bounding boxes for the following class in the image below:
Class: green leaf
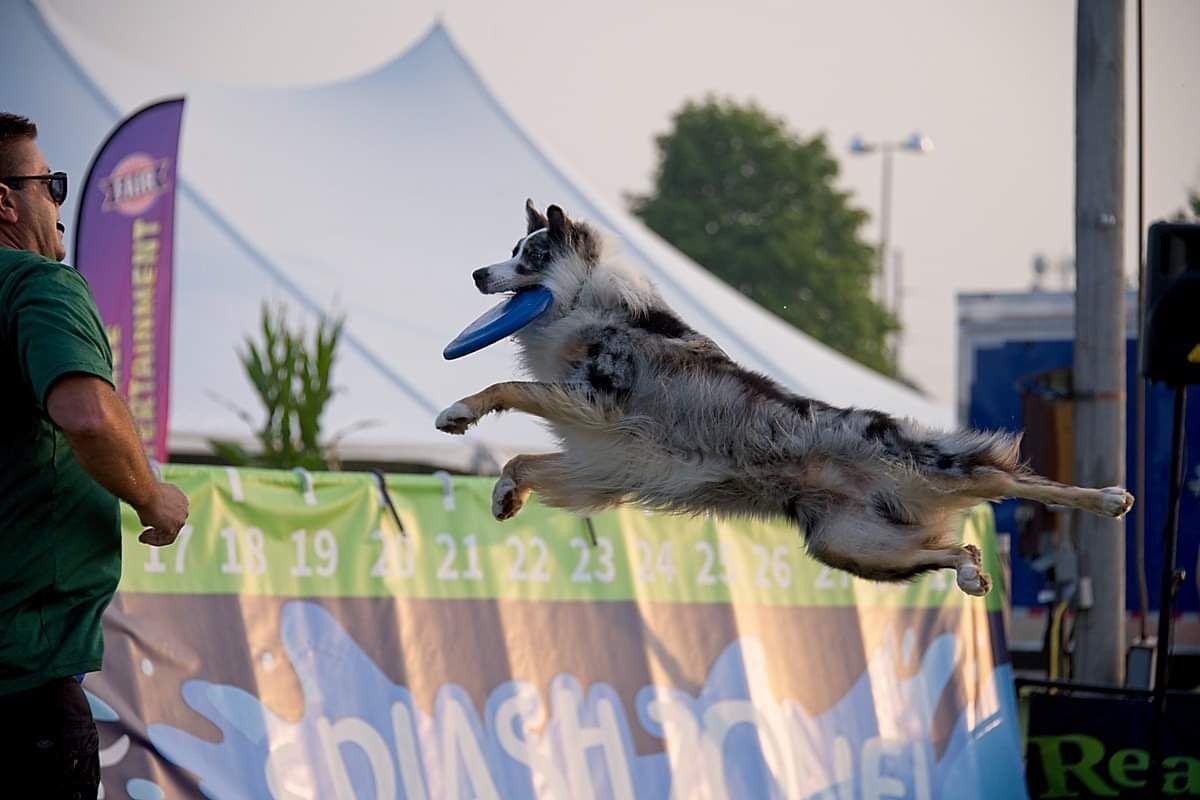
[215,302,360,471]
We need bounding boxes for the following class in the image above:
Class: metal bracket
[372,469,407,538]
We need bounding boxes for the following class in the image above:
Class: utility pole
[847,134,932,309]
[1072,0,1126,685]
[892,249,904,365]
[878,147,893,307]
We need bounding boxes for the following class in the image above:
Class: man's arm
[46,374,188,545]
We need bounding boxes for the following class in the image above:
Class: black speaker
[1141,221,1200,386]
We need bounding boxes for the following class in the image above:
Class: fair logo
[100,153,171,216]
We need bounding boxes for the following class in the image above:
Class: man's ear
[0,185,19,225]
[525,198,548,234]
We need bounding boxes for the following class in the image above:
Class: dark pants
[0,676,100,799]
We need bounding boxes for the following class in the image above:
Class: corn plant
[209,303,348,470]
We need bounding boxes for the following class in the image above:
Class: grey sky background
[42,0,1200,405]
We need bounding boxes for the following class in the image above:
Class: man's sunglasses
[0,171,68,205]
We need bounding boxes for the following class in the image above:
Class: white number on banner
[656,540,676,583]
[370,529,416,579]
[815,565,851,590]
[462,534,484,580]
[144,540,166,574]
[436,533,484,581]
[246,528,267,576]
[634,539,652,583]
[436,533,459,580]
[220,527,267,577]
[695,541,733,586]
[594,536,616,583]
[634,539,676,584]
[752,544,793,589]
[174,525,195,573]
[314,530,338,577]
[569,536,616,584]
[570,538,593,583]
[291,529,339,578]
[143,524,194,574]
[752,545,768,588]
[771,545,793,588]
[291,530,313,577]
[220,528,241,575]
[507,536,551,583]
[696,543,714,585]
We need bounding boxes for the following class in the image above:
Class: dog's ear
[570,221,601,264]
[525,198,548,234]
[547,204,571,244]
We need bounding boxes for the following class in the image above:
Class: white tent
[6,0,952,471]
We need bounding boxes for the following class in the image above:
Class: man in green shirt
[0,113,189,796]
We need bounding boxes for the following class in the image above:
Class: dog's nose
[472,268,490,290]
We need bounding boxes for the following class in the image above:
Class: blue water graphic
[126,778,166,800]
[145,601,1026,799]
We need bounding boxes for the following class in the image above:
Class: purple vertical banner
[74,98,184,464]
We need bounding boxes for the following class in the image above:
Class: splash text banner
[90,465,1025,799]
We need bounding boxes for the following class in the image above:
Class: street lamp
[848,132,933,309]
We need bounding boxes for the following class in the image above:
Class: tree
[209,303,366,470]
[630,96,899,376]
[1172,187,1200,220]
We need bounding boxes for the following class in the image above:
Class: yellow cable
[1048,602,1068,681]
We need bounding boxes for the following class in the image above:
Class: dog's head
[472,200,600,295]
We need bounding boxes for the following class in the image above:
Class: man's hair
[0,113,38,177]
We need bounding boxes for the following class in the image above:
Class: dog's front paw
[491,477,525,521]
[435,402,477,435]
[1097,487,1134,518]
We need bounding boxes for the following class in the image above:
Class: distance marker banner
[89,465,1025,799]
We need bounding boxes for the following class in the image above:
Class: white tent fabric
[7,0,952,471]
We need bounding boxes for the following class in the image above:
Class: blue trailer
[958,290,1200,655]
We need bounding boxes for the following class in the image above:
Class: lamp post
[848,132,933,309]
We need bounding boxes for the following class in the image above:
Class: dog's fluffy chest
[516,312,616,383]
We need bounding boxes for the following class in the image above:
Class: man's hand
[135,483,189,546]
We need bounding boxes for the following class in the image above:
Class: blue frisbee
[443,286,554,360]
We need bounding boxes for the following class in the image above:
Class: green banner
[91,464,1024,799]
[118,465,1001,610]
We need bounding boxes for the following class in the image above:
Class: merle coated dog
[435,201,1134,595]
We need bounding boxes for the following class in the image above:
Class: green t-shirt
[0,247,120,696]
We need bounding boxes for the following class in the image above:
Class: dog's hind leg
[493,452,624,520]
[492,453,563,521]
[954,468,1134,519]
[436,381,614,434]
[814,542,991,596]
[806,517,992,596]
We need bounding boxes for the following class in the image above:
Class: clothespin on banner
[431,470,457,512]
[291,467,317,506]
[224,467,245,502]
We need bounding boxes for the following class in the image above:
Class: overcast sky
[42,0,1200,405]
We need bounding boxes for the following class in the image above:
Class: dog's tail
[925,427,1025,475]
